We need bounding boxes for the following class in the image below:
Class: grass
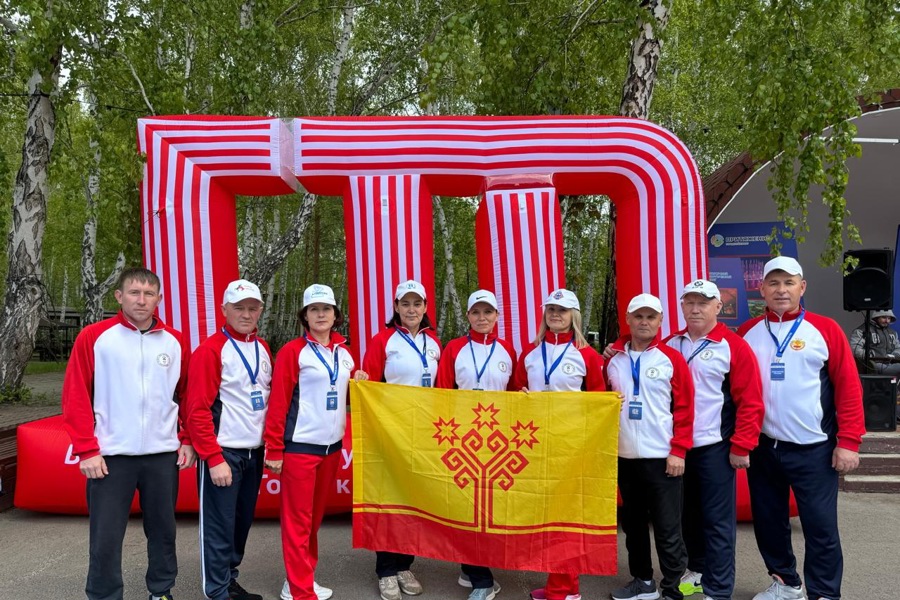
[24,361,67,375]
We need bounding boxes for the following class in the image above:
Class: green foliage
[2,0,899,340]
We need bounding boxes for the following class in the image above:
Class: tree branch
[0,16,18,35]
[116,51,156,115]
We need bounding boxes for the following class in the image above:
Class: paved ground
[1,492,897,600]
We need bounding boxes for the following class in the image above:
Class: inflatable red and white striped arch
[137,115,706,352]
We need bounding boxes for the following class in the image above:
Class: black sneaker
[611,578,660,600]
[149,594,174,600]
[229,579,263,600]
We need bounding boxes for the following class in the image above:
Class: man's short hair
[116,267,161,291]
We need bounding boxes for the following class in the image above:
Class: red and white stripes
[138,115,705,350]
[295,116,705,337]
[343,175,436,364]
[138,116,295,349]
[475,188,565,354]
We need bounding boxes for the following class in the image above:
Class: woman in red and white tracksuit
[362,279,442,600]
[264,284,367,600]
[435,289,517,600]
[511,288,605,600]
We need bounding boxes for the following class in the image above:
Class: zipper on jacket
[139,330,146,453]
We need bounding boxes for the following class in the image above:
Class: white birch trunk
[0,47,61,389]
[259,209,280,336]
[619,0,669,120]
[245,192,315,288]
[60,269,69,323]
[81,91,125,325]
[327,3,356,115]
[434,197,462,338]
[602,0,669,342]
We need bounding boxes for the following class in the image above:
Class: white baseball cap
[222,279,263,305]
[680,279,721,300]
[467,289,498,311]
[395,280,427,301]
[543,289,580,311]
[627,293,663,314]
[763,256,803,279]
[303,284,337,308]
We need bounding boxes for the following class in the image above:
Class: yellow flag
[351,380,619,574]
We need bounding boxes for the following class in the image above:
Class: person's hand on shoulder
[602,343,615,361]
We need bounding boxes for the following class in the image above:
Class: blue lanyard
[628,348,643,396]
[541,339,572,387]
[397,329,430,371]
[305,335,340,387]
[685,339,712,364]
[222,328,259,386]
[765,310,805,359]
[467,334,497,387]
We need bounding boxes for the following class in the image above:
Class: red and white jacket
[435,329,517,391]
[363,325,442,385]
[185,326,273,467]
[665,323,764,455]
[62,312,190,460]
[512,331,605,392]
[739,309,865,451]
[264,332,355,460]
[606,336,695,459]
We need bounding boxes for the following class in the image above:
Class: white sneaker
[379,576,402,600]
[314,582,334,600]
[752,576,806,600]
[280,579,333,600]
[679,570,703,596]
[459,573,473,588]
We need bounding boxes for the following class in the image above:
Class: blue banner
[708,222,798,329]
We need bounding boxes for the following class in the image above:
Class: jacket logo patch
[562,363,575,375]
[261,360,271,374]
[790,340,806,351]
[157,353,171,367]
[700,349,714,361]
[342,359,353,370]
[497,361,509,373]
[427,348,438,359]
[645,367,660,379]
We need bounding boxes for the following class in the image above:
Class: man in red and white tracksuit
[665,279,764,600]
[606,293,694,600]
[63,267,195,600]
[739,257,864,600]
[186,279,272,600]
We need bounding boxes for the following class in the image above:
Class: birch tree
[0,2,64,390]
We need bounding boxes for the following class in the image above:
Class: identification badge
[770,362,785,381]
[544,385,551,392]
[628,403,643,420]
[250,389,265,411]
[326,388,338,411]
[473,387,483,391]
[421,373,432,388]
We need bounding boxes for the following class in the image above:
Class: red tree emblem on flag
[433,402,540,531]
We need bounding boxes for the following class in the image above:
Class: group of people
[62,254,865,600]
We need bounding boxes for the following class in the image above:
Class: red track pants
[281,452,340,600]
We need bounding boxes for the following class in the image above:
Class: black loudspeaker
[861,375,897,432]
[843,249,894,311]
